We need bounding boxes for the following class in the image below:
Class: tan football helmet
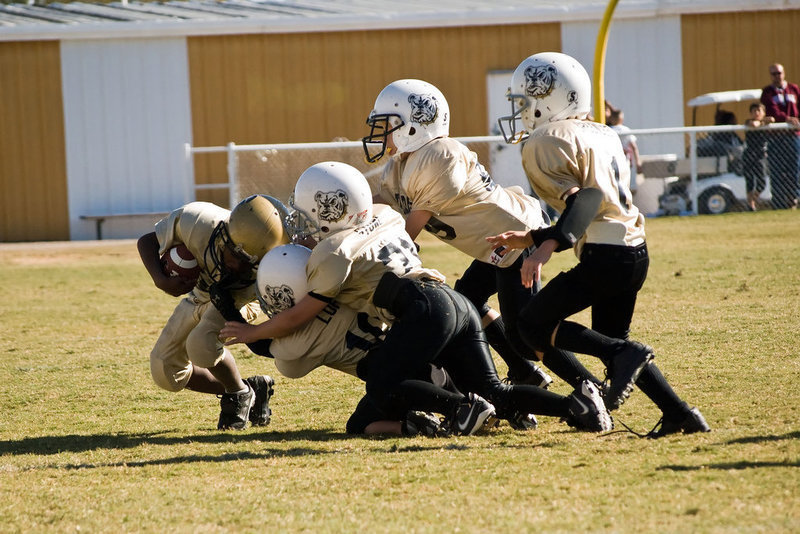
[229,194,290,263]
[206,194,290,282]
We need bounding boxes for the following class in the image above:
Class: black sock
[430,365,462,396]
[506,385,572,418]
[553,321,627,362]
[396,379,464,415]
[484,317,537,379]
[541,347,602,389]
[636,363,689,419]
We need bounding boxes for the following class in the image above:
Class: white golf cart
[653,89,772,215]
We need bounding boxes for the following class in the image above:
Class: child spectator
[743,102,774,211]
[608,109,642,192]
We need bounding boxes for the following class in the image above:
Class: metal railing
[184,123,800,216]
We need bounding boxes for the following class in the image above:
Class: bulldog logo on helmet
[408,93,439,125]
[314,189,349,222]
[262,284,296,316]
[523,64,557,99]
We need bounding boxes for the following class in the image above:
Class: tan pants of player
[150,291,228,392]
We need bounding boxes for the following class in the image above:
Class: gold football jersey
[379,137,547,266]
[155,201,258,312]
[521,120,646,256]
[270,303,384,379]
[306,204,444,324]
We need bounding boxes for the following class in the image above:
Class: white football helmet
[362,79,450,162]
[256,244,311,317]
[498,52,592,143]
[288,161,373,239]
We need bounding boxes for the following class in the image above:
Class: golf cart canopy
[687,89,762,126]
[687,89,762,107]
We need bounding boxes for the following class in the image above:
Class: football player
[487,52,709,437]
[137,195,288,430]
[220,162,613,434]
[362,78,601,391]
[221,242,457,437]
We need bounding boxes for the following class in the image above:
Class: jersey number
[478,163,497,192]
[377,239,418,274]
[345,312,384,351]
[424,217,457,241]
[611,157,632,213]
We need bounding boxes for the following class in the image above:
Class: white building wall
[562,15,685,154]
[561,15,685,215]
[61,38,194,240]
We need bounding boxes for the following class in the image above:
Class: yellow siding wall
[188,24,560,188]
[0,41,69,242]
[682,9,800,126]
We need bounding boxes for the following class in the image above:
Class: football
[161,244,201,280]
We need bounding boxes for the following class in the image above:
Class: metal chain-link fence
[188,124,800,217]
[637,123,799,215]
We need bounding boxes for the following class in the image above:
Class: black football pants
[454,256,537,359]
[355,273,570,429]
[518,243,649,349]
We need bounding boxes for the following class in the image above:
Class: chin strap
[529,188,603,252]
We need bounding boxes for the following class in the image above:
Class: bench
[80,212,169,240]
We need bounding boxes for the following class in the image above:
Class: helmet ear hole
[408,127,416,136]
[534,110,541,118]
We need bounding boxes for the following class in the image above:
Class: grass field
[1,211,798,533]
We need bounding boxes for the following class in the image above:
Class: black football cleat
[245,375,275,426]
[445,393,496,436]
[506,411,538,431]
[565,380,614,432]
[504,365,553,389]
[217,384,255,430]
[402,411,447,437]
[648,407,711,439]
[604,341,654,411]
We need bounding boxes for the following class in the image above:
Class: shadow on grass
[723,430,800,445]
[657,459,800,471]
[61,448,334,469]
[0,428,350,456]
[657,430,800,472]
[43,441,479,470]
[2,430,492,470]
[0,428,497,462]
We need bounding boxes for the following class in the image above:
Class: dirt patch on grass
[0,239,139,266]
